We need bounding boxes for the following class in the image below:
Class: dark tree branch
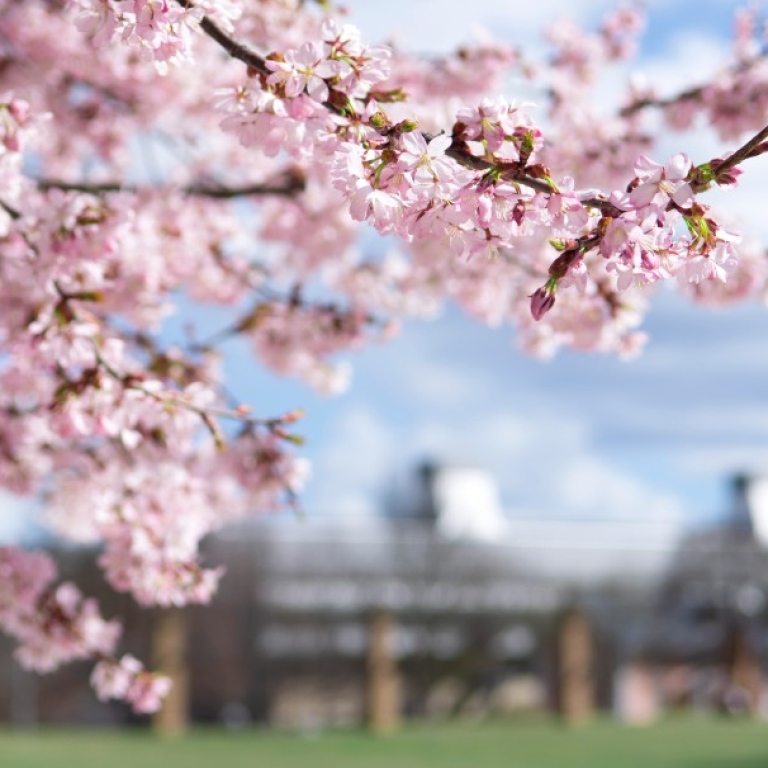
[175,0,270,76]
[35,171,306,199]
[713,123,768,178]
[0,199,21,220]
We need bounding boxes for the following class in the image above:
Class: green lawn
[0,718,766,768]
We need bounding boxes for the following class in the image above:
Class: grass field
[1,718,766,768]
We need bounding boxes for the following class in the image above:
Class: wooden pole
[151,607,189,736]
[727,626,762,716]
[556,608,594,725]
[367,610,401,734]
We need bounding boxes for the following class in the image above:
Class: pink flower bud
[529,286,556,321]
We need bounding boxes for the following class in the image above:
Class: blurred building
[623,475,768,717]
[2,465,766,727]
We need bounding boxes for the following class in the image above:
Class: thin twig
[619,49,768,117]
[620,83,706,117]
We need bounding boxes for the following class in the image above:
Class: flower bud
[529,285,556,321]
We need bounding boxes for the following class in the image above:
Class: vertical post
[367,610,400,735]
[727,626,762,716]
[557,608,594,725]
[151,607,189,736]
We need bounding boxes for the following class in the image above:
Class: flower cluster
[73,0,204,71]
[92,655,172,713]
[0,548,121,679]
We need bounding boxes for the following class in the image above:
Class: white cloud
[556,455,684,524]
[672,446,768,478]
[635,29,731,102]
[308,404,397,518]
[395,356,495,410]
[308,392,685,529]
[343,0,637,53]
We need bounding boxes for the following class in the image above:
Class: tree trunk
[556,608,594,725]
[151,608,189,736]
[367,610,401,734]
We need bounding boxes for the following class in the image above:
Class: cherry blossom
[0,0,764,715]
[92,655,172,713]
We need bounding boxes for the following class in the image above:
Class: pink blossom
[266,42,341,102]
[91,655,172,714]
[629,154,694,210]
[127,672,173,714]
[92,655,143,701]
